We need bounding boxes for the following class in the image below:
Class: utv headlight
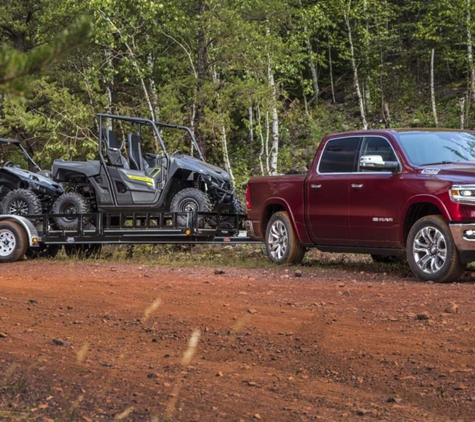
[450,184,475,203]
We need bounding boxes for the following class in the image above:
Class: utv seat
[127,133,148,172]
[105,129,129,169]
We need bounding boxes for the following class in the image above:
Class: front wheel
[52,192,90,230]
[170,188,212,227]
[1,189,42,216]
[406,215,465,283]
[265,211,305,265]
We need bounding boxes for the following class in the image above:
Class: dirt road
[1,257,475,421]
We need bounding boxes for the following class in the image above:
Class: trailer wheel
[1,189,42,216]
[0,221,28,262]
[52,192,90,230]
[265,211,305,265]
[170,188,212,227]
[406,215,465,282]
[64,244,101,259]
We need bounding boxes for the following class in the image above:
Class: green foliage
[0,0,475,182]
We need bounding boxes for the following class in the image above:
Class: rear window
[318,137,360,173]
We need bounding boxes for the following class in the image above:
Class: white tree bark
[343,9,368,130]
[268,57,280,175]
[430,48,439,127]
[328,35,336,104]
[256,105,265,175]
[467,0,475,100]
[460,97,466,129]
[249,105,254,143]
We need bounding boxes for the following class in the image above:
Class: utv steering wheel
[3,161,14,167]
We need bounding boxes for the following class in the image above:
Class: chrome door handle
[310,184,322,189]
[351,184,364,189]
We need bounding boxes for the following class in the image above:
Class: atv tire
[52,192,90,230]
[1,189,42,216]
[170,188,212,227]
[210,196,244,234]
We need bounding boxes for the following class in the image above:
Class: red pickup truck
[246,129,475,283]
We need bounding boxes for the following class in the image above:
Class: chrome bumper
[450,223,475,262]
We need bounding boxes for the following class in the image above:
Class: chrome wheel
[8,199,29,215]
[412,225,447,274]
[267,219,288,260]
[0,229,16,257]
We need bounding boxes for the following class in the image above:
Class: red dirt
[1,257,475,421]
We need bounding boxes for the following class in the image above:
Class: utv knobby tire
[170,188,212,227]
[209,196,244,234]
[1,189,42,216]
[52,192,90,230]
[406,215,465,283]
[0,221,28,262]
[265,211,305,265]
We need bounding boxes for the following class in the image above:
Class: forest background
[1,0,474,193]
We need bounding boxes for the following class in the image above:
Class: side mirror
[359,155,399,172]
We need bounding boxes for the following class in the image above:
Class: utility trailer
[0,211,258,263]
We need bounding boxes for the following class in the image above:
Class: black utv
[51,114,243,230]
[0,138,64,215]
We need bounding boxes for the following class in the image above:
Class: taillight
[246,184,251,210]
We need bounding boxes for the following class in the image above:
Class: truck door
[349,136,401,247]
[306,137,361,245]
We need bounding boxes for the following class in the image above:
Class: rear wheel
[0,221,28,262]
[1,189,42,216]
[52,192,90,230]
[406,215,465,283]
[265,211,305,265]
[170,188,212,227]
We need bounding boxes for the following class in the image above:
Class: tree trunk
[430,48,439,127]
[343,10,368,130]
[467,0,475,100]
[249,105,254,143]
[328,34,336,104]
[268,57,280,175]
[460,97,466,129]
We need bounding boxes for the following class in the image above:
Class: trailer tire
[52,192,90,230]
[265,211,305,265]
[406,215,466,282]
[1,189,42,216]
[170,188,212,227]
[0,221,28,262]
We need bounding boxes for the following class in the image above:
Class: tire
[0,184,14,201]
[52,192,90,230]
[371,254,405,264]
[1,189,42,216]
[406,215,466,283]
[64,244,102,259]
[210,196,244,234]
[265,211,305,265]
[0,221,28,262]
[170,188,212,227]
[26,244,61,259]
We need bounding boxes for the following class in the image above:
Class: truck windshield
[397,132,475,166]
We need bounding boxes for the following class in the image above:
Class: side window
[358,136,397,172]
[318,137,361,173]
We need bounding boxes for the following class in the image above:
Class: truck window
[358,137,397,171]
[318,137,360,173]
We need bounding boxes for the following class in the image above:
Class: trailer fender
[0,215,40,247]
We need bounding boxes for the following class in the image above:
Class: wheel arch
[0,215,39,247]
[403,197,449,245]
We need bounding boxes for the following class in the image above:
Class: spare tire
[1,189,42,216]
[170,188,212,227]
[52,192,90,230]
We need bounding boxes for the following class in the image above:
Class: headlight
[450,184,475,203]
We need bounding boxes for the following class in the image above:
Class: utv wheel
[265,211,305,265]
[52,192,90,230]
[210,196,244,233]
[64,244,101,259]
[0,221,28,262]
[1,189,42,216]
[407,215,465,283]
[170,188,212,227]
